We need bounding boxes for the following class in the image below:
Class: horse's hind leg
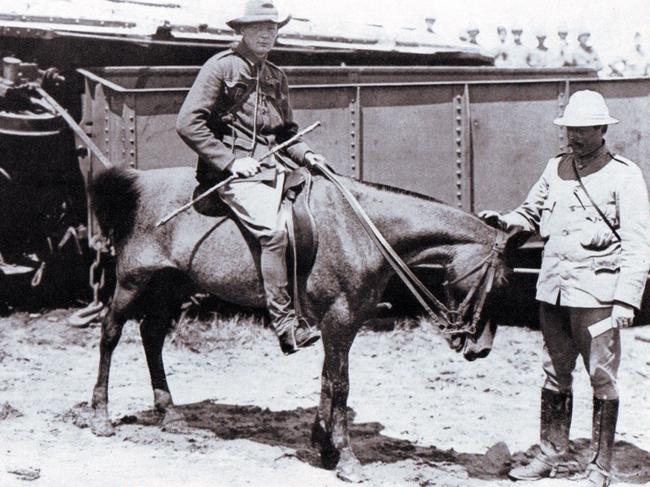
[90,283,138,437]
[140,312,189,434]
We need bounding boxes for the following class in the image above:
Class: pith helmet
[553,90,619,127]
[226,0,291,31]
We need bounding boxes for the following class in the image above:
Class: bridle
[313,160,508,336]
[437,231,508,335]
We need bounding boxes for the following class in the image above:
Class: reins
[313,160,506,335]
[441,234,506,334]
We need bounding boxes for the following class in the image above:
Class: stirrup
[278,317,320,355]
[581,463,612,487]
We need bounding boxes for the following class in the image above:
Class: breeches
[217,172,286,240]
[217,172,291,318]
[540,302,620,399]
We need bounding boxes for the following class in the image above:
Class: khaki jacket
[176,42,311,183]
[502,150,650,308]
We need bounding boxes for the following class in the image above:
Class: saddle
[192,167,319,311]
[280,168,318,318]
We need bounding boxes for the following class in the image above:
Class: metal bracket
[349,87,361,177]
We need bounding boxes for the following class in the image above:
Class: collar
[233,41,267,67]
[558,141,612,181]
[558,141,611,180]
[573,141,609,168]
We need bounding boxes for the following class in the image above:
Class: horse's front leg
[90,284,135,437]
[312,361,337,467]
[140,313,189,433]
[312,314,365,482]
[330,345,365,482]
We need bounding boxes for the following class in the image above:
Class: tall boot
[580,398,618,487]
[260,230,320,355]
[509,389,573,481]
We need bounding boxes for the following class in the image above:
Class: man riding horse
[176,0,325,355]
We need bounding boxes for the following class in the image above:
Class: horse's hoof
[90,417,115,437]
[336,456,366,483]
[310,417,327,447]
[161,410,190,434]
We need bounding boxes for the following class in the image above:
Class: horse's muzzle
[462,319,496,361]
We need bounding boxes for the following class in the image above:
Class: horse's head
[443,226,531,361]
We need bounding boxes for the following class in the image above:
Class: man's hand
[230,157,260,177]
[612,302,635,329]
[478,210,506,230]
[304,152,327,168]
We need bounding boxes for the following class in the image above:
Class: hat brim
[227,14,291,31]
[553,116,619,127]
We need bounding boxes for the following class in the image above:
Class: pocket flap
[591,257,620,273]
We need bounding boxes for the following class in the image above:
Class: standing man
[623,32,649,76]
[493,25,509,68]
[480,90,650,487]
[572,28,603,71]
[424,16,436,34]
[528,30,551,68]
[176,0,324,355]
[466,24,480,45]
[508,25,530,68]
[549,25,573,68]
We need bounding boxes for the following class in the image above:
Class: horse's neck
[348,180,494,262]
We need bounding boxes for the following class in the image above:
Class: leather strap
[283,201,303,319]
[571,159,621,242]
[312,161,453,329]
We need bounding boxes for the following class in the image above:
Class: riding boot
[509,389,573,481]
[579,398,618,487]
[260,230,320,355]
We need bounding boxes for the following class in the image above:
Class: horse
[88,165,525,482]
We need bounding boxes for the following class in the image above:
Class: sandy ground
[0,309,649,487]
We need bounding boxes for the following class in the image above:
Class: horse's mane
[354,179,445,205]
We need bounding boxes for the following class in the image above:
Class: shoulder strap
[571,158,621,242]
[610,152,631,165]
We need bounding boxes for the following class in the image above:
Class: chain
[88,234,109,305]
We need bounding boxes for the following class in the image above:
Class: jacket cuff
[221,155,236,173]
[286,141,312,164]
[614,282,646,310]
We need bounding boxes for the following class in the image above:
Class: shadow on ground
[115,401,650,482]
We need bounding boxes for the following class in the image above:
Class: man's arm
[483,160,553,232]
[176,57,236,173]
[613,167,650,309]
[275,71,314,164]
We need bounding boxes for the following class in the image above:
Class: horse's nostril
[464,352,478,362]
[475,348,491,359]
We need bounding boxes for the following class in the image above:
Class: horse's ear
[501,227,533,267]
[504,226,533,251]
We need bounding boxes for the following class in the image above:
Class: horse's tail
[90,167,141,245]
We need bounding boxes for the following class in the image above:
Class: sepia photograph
[0,0,649,485]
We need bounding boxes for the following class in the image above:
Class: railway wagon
[75,66,650,321]
[77,67,650,219]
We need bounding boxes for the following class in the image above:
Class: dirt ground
[0,309,649,487]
